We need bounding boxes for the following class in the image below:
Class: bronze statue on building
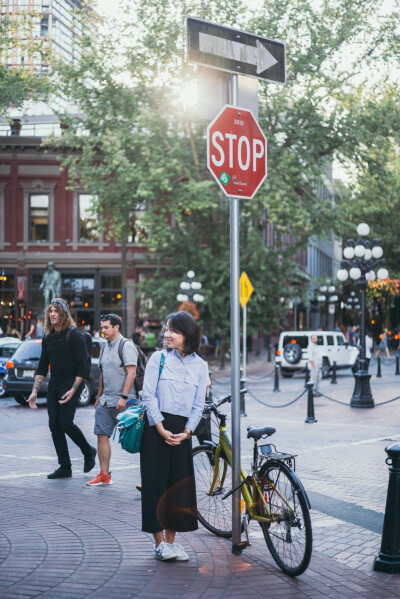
[40,262,62,307]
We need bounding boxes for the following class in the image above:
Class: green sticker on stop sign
[220,171,230,186]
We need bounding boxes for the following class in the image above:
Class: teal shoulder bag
[113,351,166,454]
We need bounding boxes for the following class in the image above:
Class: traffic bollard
[331,361,337,384]
[273,364,280,393]
[267,344,272,362]
[377,356,382,378]
[240,377,247,416]
[396,356,400,376]
[305,382,317,423]
[374,443,400,573]
[304,365,310,388]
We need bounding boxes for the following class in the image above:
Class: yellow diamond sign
[240,271,254,308]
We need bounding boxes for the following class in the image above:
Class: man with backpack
[87,313,140,486]
[27,298,97,479]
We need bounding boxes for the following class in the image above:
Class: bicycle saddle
[247,425,276,440]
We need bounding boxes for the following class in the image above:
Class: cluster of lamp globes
[176,270,205,303]
[317,285,338,304]
[336,223,389,283]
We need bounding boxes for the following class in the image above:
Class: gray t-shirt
[99,334,138,407]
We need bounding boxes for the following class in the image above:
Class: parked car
[3,336,106,407]
[0,336,23,398]
[275,330,359,378]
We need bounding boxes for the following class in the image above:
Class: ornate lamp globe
[357,223,370,237]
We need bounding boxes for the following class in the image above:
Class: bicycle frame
[208,422,296,524]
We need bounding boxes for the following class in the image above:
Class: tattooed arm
[27,375,45,409]
[59,376,84,404]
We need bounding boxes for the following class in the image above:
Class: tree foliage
[0,2,50,115]
[48,0,400,335]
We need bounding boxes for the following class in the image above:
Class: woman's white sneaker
[153,541,178,561]
[170,542,189,561]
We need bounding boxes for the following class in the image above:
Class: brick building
[0,130,149,337]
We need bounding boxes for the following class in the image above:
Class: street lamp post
[337,223,388,408]
[176,270,205,305]
[317,283,338,329]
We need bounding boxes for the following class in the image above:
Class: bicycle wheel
[257,460,312,576]
[192,445,233,538]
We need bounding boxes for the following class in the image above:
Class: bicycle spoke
[257,462,312,576]
[193,446,233,537]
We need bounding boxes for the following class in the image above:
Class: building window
[79,194,99,241]
[29,194,49,241]
[40,18,49,36]
[100,275,122,310]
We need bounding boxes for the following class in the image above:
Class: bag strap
[118,337,136,368]
[66,326,75,344]
[158,351,166,380]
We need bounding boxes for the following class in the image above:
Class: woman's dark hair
[165,311,200,355]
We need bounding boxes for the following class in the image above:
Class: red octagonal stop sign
[207,104,267,199]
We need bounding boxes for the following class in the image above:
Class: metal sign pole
[243,304,247,380]
[230,73,242,553]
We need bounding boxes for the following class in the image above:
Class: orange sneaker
[87,469,113,486]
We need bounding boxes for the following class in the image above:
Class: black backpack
[99,337,147,394]
[67,327,92,379]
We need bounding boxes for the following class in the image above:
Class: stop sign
[207,104,267,199]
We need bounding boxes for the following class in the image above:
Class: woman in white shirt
[140,311,208,562]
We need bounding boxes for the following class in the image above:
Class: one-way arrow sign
[186,17,285,84]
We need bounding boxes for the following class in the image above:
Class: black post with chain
[374,443,400,573]
[377,357,382,378]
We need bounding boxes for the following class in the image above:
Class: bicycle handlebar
[215,394,231,407]
[207,387,247,411]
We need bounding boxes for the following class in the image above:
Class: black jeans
[47,384,92,469]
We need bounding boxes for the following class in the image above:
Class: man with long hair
[27,298,97,479]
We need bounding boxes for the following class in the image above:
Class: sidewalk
[1,357,400,598]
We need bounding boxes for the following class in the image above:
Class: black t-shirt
[37,328,86,389]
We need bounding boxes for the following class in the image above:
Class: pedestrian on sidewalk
[365,330,373,370]
[374,328,391,360]
[308,334,322,397]
[140,311,208,562]
[87,313,138,487]
[27,298,97,479]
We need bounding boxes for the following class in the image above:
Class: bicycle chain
[247,387,307,409]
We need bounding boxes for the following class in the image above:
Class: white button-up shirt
[142,349,208,431]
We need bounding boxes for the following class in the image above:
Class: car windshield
[13,341,42,361]
[283,335,309,349]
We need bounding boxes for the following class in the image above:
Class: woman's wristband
[120,394,128,400]
[183,428,191,439]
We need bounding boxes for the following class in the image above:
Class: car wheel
[14,394,28,406]
[77,380,92,408]
[321,358,330,379]
[0,375,5,398]
[283,343,302,364]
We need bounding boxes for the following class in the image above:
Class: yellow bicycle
[193,393,312,576]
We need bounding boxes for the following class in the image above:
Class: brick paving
[1,354,400,598]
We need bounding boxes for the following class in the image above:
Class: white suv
[275,330,359,378]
